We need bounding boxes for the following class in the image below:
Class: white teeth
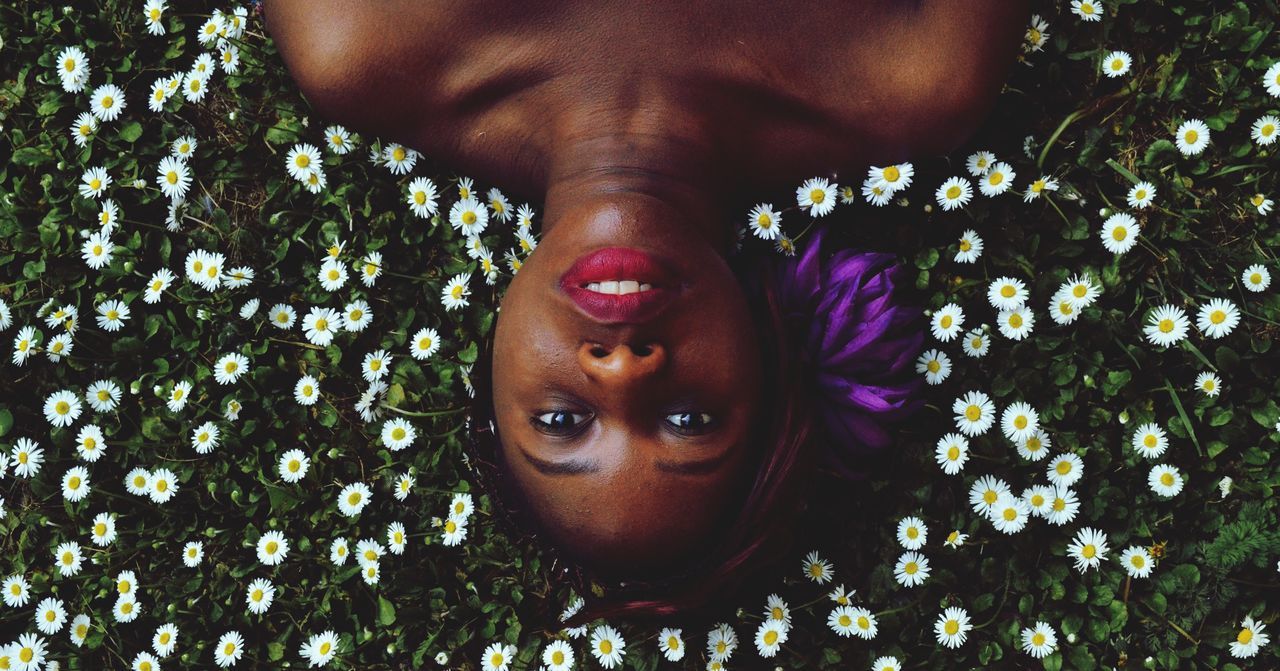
[583,280,655,295]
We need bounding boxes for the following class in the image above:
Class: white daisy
[1071,0,1103,21]
[257,530,289,565]
[90,83,127,121]
[56,46,90,92]
[1230,615,1269,659]
[935,606,972,649]
[1021,621,1058,658]
[153,622,179,657]
[1148,463,1185,497]
[143,268,175,304]
[868,163,913,193]
[214,631,245,667]
[802,550,833,583]
[988,493,1031,534]
[90,512,116,545]
[182,541,204,567]
[80,166,112,199]
[1100,212,1140,254]
[148,468,178,503]
[300,630,340,667]
[358,251,384,287]
[1120,546,1153,578]
[294,375,320,406]
[1251,115,1279,145]
[961,328,990,357]
[894,551,931,587]
[1067,527,1109,572]
[1023,175,1059,202]
[285,144,321,181]
[969,474,1011,516]
[796,177,837,216]
[11,438,44,478]
[325,125,353,154]
[12,325,40,366]
[935,176,973,211]
[978,161,1015,197]
[1264,61,1280,98]
[657,627,685,662]
[930,303,965,341]
[1060,273,1101,308]
[338,482,372,517]
[245,578,275,614]
[988,277,1028,311]
[896,516,928,550]
[1000,402,1040,442]
[1241,264,1271,292]
[1131,423,1168,458]
[62,466,91,502]
[407,177,438,218]
[82,231,114,270]
[915,349,951,385]
[35,596,67,635]
[441,273,472,311]
[382,143,418,174]
[410,327,441,360]
[1143,304,1190,347]
[935,433,970,475]
[966,151,995,176]
[341,300,372,331]
[1047,453,1084,488]
[1022,484,1055,517]
[301,307,341,346]
[125,468,152,496]
[1252,193,1274,215]
[953,390,995,436]
[753,619,788,657]
[1126,181,1155,209]
[1196,298,1240,339]
[441,514,469,546]
[1175,119,1211,156]
[861,178,892,207]
[45,389,83,428]
[70,111,98,147]
[955,229,984,263]
[1102,50,1132,77]
[747,203,782,240]
[214,352,249,385]
[590,625,626,669]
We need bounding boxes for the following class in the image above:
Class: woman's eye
[664,412,717,435]
[532,411,591,434]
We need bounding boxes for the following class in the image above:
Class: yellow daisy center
[1002,508,1017,521]
[761,631,776,646]
[1001,286,1016,298]
[1210,310,1226,324]
[946,185,962,200]
[347,492,360,505]
[1082,545,1096,559]
[1014,416,1028,429]
[1112,226,1127,241]
[809,188,826,204]
[940,315,953,329]
[959,239,971,251]
[414,192,427,205]
[1185,130,1198,143]
[265,541,278,554]
[1032,632,1046,646]
[947,446,960,461]
[945,620,959,636]
[927,360,941,373]
[462,211,477,225]
[391,427,406,440]
[599,640,613,654]
[320,642,332,655]
[1009,313,1023,328]
[445,520,457,533]
[965,405,982,422]
[883,166,901,182]
[838,614,852,627]
[1030,494,1045,507]
[1160,472,1175,486]
[56,400,70,414]
[1144,435,1157,447]
[1238,628,1253,645]
[1055,461,1072,475]
[905,561,918,574]
[988,172,1004,186]
[392,147,407,162]
[1131,554,1146,568]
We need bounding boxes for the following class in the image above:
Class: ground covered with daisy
[1,1,1278,670]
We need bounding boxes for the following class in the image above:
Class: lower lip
[560,248,680,323]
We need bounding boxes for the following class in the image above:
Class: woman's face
[491,192,763,578]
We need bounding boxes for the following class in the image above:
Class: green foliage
[0,0,1278,670]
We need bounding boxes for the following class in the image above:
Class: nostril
[590,346,609,359]
[631,345,653,357]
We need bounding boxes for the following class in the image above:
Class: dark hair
[464,252,821,628]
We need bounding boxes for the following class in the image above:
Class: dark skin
[265,0,1029,577]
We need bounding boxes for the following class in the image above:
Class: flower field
[0,0,1277,669]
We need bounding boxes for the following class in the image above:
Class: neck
[542,126,734,253]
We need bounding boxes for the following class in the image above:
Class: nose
[578,341,667,387]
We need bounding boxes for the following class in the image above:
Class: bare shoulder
[832,0,1032,160]
[261,0,456,137]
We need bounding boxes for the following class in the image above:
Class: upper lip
[559,247,683,324]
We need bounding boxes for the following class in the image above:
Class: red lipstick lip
[560,248,682,324]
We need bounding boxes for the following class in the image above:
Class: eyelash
[529,411,718,436]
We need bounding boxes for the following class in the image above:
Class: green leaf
[118,121,144,142]
[378,595,397,626]
[0,408,12,437]
[11,147,52,166]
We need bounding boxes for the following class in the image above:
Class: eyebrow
[517,443,734,477]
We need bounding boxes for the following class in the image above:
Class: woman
[264,0,1030,620]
